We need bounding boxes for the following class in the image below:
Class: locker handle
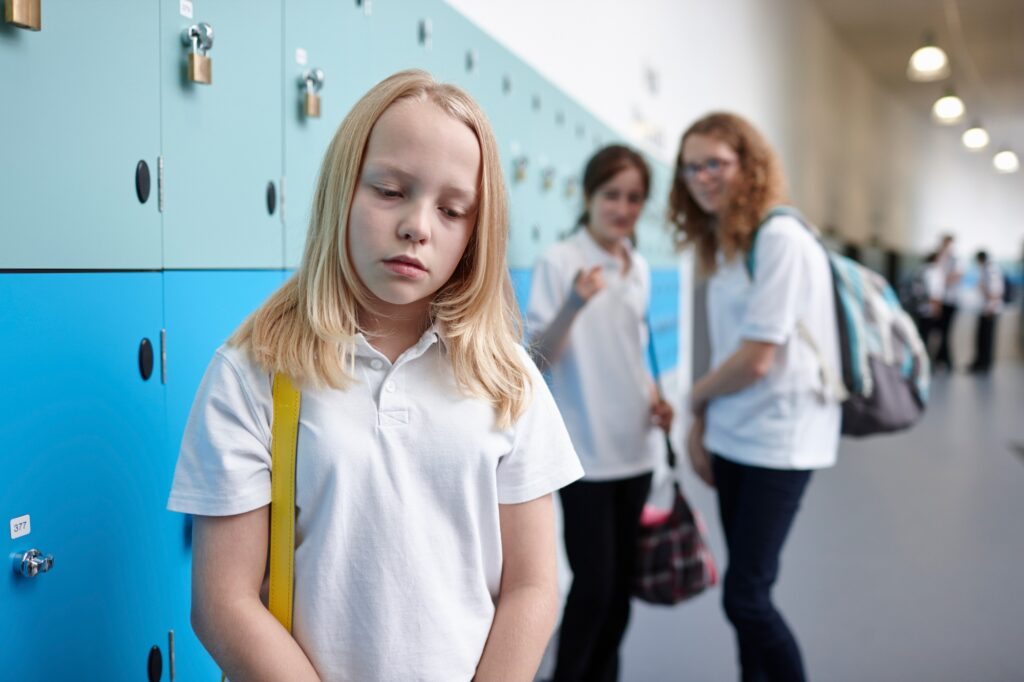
[13,548,53,578]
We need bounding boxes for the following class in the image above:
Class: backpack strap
[745,205,809,278]
[269,373,301,632]
[745,206,849,403]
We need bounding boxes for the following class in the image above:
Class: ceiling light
[993,150,1019,174]
[907,36,950,82]
[961,125,990,150]
[932,91,965,124]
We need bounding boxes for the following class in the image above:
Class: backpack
[747,207,930,437]
[898,268,931,319]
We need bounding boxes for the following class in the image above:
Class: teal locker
[0,273,168,679]
[0,2,161,270]
[160,0,284,269]
[282,0,356,269]
[283,0,451,269]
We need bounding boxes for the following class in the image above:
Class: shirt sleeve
[740,219,807,345]
[525,252,569,344]
[167,348,274,516]
[496,347,583,504]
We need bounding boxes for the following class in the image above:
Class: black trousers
[971,313,999,372]
[935,303,958,369]
[554,472,652,682]
[713,455,812,682]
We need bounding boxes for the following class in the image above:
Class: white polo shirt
[167,331,582,682]
[703,215,841,470]
[526,229,663,481]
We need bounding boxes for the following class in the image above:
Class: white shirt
[703,215,841,470]
[167,332,582,682]
[979,262,1005,314]
[526,229,663,480]
[940,251,962,304]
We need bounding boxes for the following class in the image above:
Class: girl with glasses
[669,113,842,682]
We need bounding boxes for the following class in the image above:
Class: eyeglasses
[678,158,736,181]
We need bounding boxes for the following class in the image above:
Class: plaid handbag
[634,317,717,604]
[632,438,718,604]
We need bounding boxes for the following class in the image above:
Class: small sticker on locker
[180,0,194,19]
[10,515,30,540]
[295,48,308,66]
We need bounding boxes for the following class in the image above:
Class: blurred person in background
[934,234,962,371]
[967,250,1004,374]
[527,144,674,682]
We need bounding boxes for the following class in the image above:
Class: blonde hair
[667,112,787,276]
[230,70,530,427]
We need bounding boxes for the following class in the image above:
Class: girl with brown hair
[670,113,841,682]
[527,144,673,681]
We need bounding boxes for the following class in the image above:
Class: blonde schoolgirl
[168,70,582,682]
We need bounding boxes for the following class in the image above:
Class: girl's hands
[573,265,606,302]
[687,414,715,488]
[650,396,674,434]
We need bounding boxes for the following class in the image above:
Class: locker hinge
[160,328,167,384]
[157,156,165,213]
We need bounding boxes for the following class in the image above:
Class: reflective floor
[619,362,1024,681]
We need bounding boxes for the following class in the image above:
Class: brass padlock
[301,68,325,119]
[542,167,556,192]
[188,53,212,85]
[5,0,41,31]
[182,23,214,85]
[513,157,528,184]
[304,93,321,118]
[565,177,578,199]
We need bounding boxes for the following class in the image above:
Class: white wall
[445,0,1024,260]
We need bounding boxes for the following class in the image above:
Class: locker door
[0,273,167,679]
[160,270,285,680]
[282,0,353,269]
[282,0,448,269]
[0,2,161,270]
[160,0,284,269]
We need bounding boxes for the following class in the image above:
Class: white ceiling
[810,0,1024,154]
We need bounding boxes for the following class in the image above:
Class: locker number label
[179,0,194,19]
[10,515,31,540]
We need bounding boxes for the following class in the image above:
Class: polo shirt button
[385,381,396,393]
[370,359,383,370]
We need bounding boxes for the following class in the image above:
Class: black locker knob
[147,645,163,682]
[136,160,151,204]
[139,338,154,381]
[266,181,277,216]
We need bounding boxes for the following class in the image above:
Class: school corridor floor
[616,362,1024,681]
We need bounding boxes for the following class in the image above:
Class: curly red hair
[668,112,788,275]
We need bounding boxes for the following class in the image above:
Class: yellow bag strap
[221,374,299,681]
[268,372,300,632]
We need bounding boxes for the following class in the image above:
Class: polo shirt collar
[352,323,445,362]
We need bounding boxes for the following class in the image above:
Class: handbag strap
[269,373,301,632]
[645,316,677,469]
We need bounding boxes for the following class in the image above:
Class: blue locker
[0,2,162,270]
[0,273,167,678]
[161,269,286,679]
